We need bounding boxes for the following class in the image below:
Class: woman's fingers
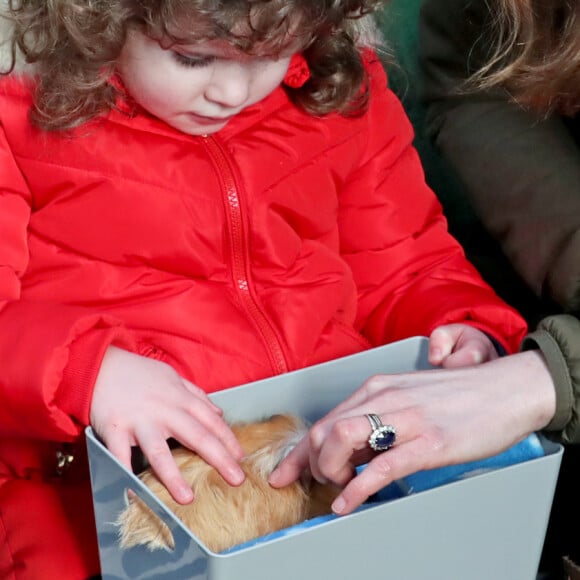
[268,435,311,487]
[312,405,426,486]
[331,437,433,514]
[270,376,411,487]
[307,414,374,486]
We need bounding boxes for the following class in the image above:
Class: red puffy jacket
[0,54,526,578]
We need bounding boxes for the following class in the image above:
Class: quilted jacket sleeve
[419,0,580,313]
[338,54,527,353]
[0,122,135,441]
[522,315,580,444]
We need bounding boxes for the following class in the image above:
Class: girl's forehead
[164,35,304,58]
[156,7,311,55]
[159,36,284,60]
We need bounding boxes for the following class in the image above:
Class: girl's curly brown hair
[471,0,580,116]
[2,0,386,131]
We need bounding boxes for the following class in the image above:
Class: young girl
[0,0,526,577]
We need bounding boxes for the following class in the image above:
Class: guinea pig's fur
[116,414,340,553]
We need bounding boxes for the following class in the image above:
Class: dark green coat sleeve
[522,315,580,444]
[418,0,580,312]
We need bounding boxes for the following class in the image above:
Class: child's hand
[90,346,245,504]
[428,324,499,368]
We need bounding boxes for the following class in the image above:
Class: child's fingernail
[472,351,483,364]
[332,496,346,514]
[268,469,280,484]
[178,486,194,503]
[431,348,441,360]
[230,467,245,485]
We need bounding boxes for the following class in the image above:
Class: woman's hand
[90,346,245,504]
[428,324,500,367]
[270,350,556,515]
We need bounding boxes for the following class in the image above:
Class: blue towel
[223,433,544,553]
[373,432,545,502]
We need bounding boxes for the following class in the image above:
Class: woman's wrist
[511,349,557,432]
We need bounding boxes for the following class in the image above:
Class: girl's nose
[205,62,251,109]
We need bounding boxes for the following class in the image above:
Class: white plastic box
[86,337,562,580]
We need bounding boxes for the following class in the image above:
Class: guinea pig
[116,414,340,553]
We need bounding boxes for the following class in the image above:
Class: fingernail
[230,467,245,486]
[472,351,483,364]
[268,469,280,485]
[332,496,346,514]
[431,348,441,360]
[178,486,194,503]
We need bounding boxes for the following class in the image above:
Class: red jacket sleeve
[0,123,135,441]
[339,55,527,352]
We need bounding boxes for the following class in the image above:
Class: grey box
[86,337,562,580]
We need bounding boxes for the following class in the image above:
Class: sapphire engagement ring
[366,413,397,452]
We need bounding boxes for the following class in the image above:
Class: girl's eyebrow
[168,37,239,55]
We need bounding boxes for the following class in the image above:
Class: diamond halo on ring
[366,413,397,452]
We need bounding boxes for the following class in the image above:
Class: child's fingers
[441,334,497,367]
[428,326,456,364]
[180,388,245,461]
[182,378,223,415]
[443,340,497,369]
[441,345,485,368]
[169,412,246,488]
[135,428,195,504]
[430,325,497,367]
[101,429,134,473]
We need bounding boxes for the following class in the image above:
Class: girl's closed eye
[172,51,216,69]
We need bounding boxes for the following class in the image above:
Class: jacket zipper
[203,136,288,376]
